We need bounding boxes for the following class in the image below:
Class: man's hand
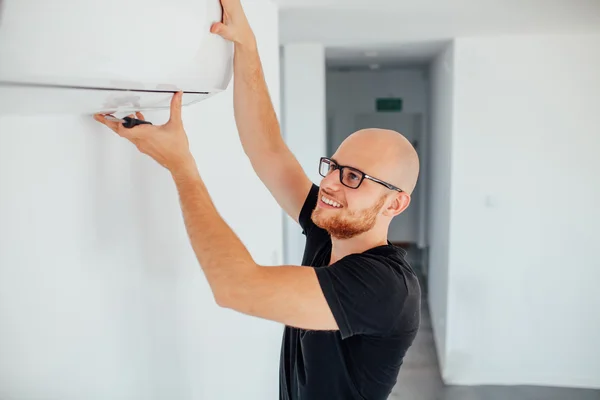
[210,0,255,48]
[93,92,195,174]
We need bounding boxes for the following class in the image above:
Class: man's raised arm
[211,0,312,223]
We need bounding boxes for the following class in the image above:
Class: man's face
[311,159,388,240]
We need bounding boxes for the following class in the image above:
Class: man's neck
[329,233,389,265]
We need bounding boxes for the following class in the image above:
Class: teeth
[322,196,342,208]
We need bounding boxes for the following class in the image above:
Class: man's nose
[321,169,343,191]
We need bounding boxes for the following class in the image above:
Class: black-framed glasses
[319,157,403,192]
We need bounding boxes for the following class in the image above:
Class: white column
[281,43,326,264]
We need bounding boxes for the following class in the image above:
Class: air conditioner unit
[0,0,233,115]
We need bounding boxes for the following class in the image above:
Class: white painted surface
[326,69,428,245]
[281,43,326,265]
[443,34,600,388]
[0,0,233,115]
[427,43,454,374]
[279,0,600,47]
[0,0,233,94]
[0,1,283,399]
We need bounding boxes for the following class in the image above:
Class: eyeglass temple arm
[365,174,404,192]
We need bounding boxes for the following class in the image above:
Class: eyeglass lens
[319,159,364,189]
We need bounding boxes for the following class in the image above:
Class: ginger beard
[311,193,387,240]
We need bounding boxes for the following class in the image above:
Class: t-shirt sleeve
[298,184,320,236]
[315,255,407,339]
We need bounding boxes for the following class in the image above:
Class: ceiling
[276,0,600,69]
[326,41,448,71]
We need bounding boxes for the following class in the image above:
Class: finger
[210,21,223,32]
[135,112,145,121]
[210,22,233,40]
[115,122,149,141]
[105,114,140,139]
[94,114,121,133]
[168,91,183,123]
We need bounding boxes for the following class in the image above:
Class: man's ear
[384,193,411,217]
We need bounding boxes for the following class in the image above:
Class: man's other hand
[93,92,195,174]
[210,0,255,47]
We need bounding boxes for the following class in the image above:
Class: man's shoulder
[299,183,320,236]
[335,246,416,282]
[320,245,421,337]
[354,248,421,335]
[345,246,421,300]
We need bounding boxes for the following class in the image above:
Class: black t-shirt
[279,184,422,400]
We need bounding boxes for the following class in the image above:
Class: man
[94,0,421,398]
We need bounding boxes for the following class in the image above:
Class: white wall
[427,43,454,372]
[0,1,284,399]
[326,68,428,245]
[281,43,326,265]
[442,34,600,388]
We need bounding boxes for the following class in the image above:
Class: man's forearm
[233,41,285,157]
[170,159,259,305]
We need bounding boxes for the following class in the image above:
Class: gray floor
[390,297,600,400]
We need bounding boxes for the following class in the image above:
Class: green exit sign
[376,98,403,112]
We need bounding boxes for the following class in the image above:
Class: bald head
[334,128,420,195]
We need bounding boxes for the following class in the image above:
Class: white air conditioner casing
[0,0,233,115]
